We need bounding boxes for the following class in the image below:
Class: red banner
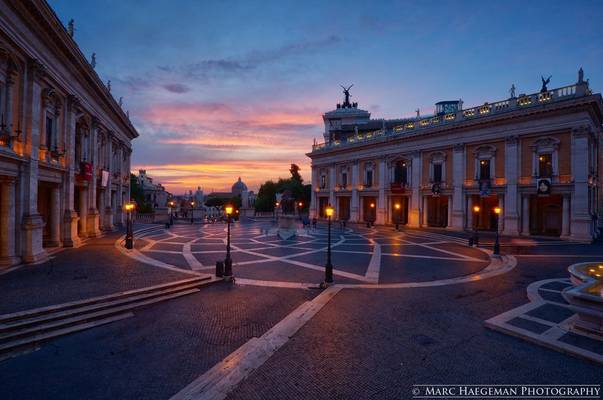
[80,162,93,181]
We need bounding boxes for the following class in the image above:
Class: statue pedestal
[277,214,297,240]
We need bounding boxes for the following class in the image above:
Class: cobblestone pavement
[125,218,493,286]
[0,231,192,315]
[227,258,603,400]
[0,283,317,400]
[1,219,602,399]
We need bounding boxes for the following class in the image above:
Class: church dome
[232,177,248,195]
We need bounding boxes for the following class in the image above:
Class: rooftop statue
[578,67,584,84]
[341,84,353,108]
[540,75,552,93]
[509,84,516,98]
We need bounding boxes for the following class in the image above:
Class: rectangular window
[479,159,490,180]
[395,162,408,185]
[365,170,373,187]
[320,175,326,189]
[341,172,347,188]
[539,154,553,178]
[46,116,53,149]
[433,163,442,183]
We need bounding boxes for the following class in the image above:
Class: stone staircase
[0,275,219,359]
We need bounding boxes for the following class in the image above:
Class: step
[0,312,134,361]
[0,288,200,345]
[0,276,209,324]
[0,282,204,335]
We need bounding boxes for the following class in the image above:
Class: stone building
[0,0,137,267]
[308,72,603,241]
[136,169,169,208]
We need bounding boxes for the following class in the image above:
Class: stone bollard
[215,261,224,277]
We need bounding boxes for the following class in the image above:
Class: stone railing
[312,83,588,152]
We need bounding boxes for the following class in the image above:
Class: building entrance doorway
[37,183,52,245]
[318,197,329,218]
[427,196,448,227]
[390,196,408,225]
[472,194,499,231]
[338,197,350,221]
[530,194,562,236]
[362,197,377,223]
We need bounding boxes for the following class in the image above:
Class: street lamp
[493,206,501,255]
[224,204,234,279]
[190,201,195,224]
[367,202,375,228]
[394,203,401,231]
[124,202,135,249]
[324,204,334,285]
[470,205,480,247]
[168,200,175,227]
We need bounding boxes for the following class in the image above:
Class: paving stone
[538,289,569,304]
[541,281,572,291]
[558,332,603,355]
[525,303,574,323]
[506,317,552,334]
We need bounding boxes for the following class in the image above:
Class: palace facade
[0,0,137,267]
[308,72,603,241]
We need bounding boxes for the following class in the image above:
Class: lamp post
[394,203,401,231]
[367,201,375,228]
[324,204,334,285]
[190,201,195,224]
[471,205,480,247]
[124,202,135,249]
[168,200,175,227]
[494,206,501,255]
[224,205,234,279]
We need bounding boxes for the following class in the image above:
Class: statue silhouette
[540,75,551,93]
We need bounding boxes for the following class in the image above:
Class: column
[115,143,124,226]
[377,159,386,224]
[561,194,570,237]
[350,161,359,222]
[63,95,81,247]
[328,165,336,215]
[467,194,473,229]
[503,136,520,235]
[570,127,592,241]
[498,195,504,233]
[21,60,47,262]
[87,121,101,237]
[451,144,464,229]
[447,195,453,228]
[104,136,114,230]
[310,166,317,219]
[0,179,19,267]
[78,187,88,237]
[408,152,421,227]
[521,195,530,235]
[422,195,428,227]
[47,186,62,247]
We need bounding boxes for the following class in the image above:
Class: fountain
[563,262,603,336]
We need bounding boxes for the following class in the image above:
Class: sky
[49,0,603,194]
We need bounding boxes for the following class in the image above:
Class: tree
[289,163,303,184]
[130,173,153,213]
[255,180,278,212]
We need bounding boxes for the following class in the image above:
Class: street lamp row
[469,205,501,255]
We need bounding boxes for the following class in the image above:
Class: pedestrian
[312,217,317,230]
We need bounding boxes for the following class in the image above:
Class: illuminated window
[394,161,408,185]
[539,153,553,178]
[479,159,491,180]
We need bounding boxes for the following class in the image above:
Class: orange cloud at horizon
[132,159,312,194]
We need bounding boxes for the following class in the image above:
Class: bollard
[224,258,232,279]
[216,261,224,277]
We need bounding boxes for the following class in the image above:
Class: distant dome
[232,177,248,195]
